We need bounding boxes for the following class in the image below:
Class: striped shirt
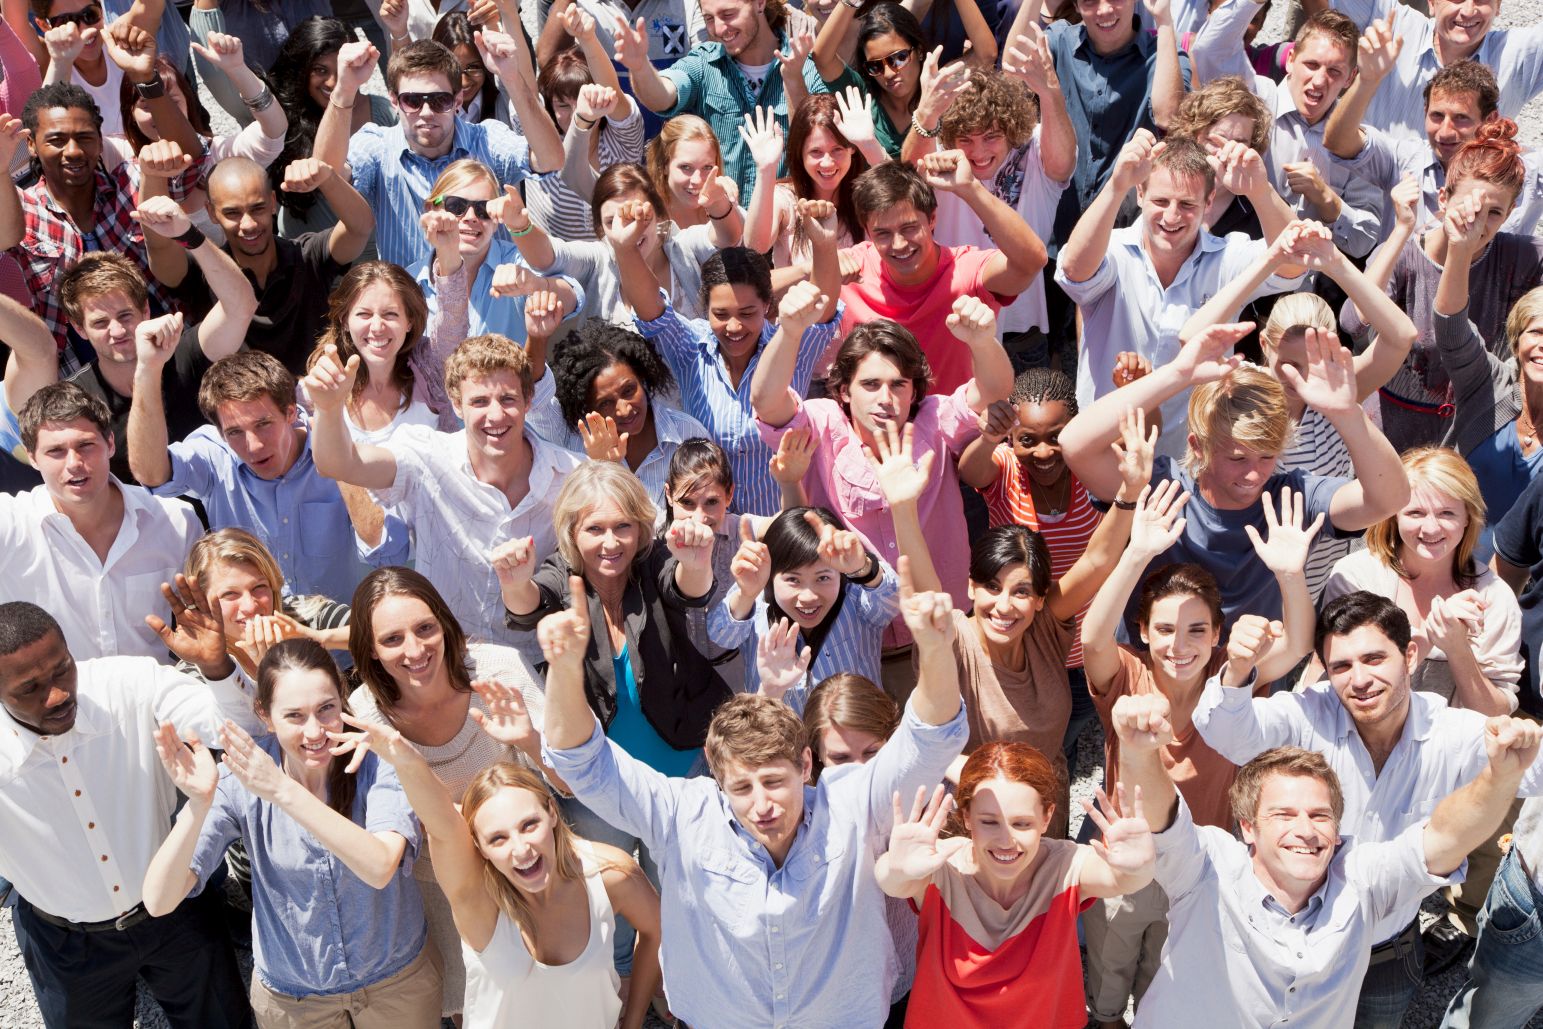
[978,445,1100,668]
[542,229,720,325]
[635,297,841,516]
[1277,405,1354,601]
[527,106,648,243]
[706,562,900,707]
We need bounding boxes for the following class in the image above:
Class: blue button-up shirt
[151,422,409,602]
[544,700,968,1029]
[348,118,546,270]
[188,740,426,998]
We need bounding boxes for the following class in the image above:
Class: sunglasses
[432,194,491,219]
[862,47,914,77]
[395,90,457,114]
[48,3,102,27]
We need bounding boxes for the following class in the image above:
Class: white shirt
[1137,800,1457,1029]
[0,656,261,923]
[1055,226,1303,459]
[0,482,201,661]
[374,427,583,659]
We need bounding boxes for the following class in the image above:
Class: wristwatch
[134,76,166,100]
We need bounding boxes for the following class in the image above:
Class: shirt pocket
[696,846,764,938]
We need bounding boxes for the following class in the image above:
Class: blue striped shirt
[346,118,546,271]
[706,562,899,708]
[635,296,840,516]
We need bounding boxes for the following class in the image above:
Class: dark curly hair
[267,16,351,217]
[549,321,677,428]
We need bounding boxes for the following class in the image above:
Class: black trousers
[11,885,251,1029]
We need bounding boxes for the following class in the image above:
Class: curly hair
[939,69,1038,151]
[266,16,351,217]
[549,321,677,428]
[1008,366,1077,415]
[1169,76,1273,156]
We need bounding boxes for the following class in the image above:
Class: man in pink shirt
[839,152,1047,396]
[752,285,1013,697]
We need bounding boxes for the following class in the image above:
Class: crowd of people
[0,0,1541,1025]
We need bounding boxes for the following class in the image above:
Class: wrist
[911,111,942,139]
[708,202,735,220]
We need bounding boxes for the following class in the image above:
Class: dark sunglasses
[395,90,457,114]
[48,4,102,27]
[862,47,914,77]
[432,194,490,219]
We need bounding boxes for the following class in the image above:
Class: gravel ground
[4,2,1543,1025]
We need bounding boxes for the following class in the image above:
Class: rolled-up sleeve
[543,718,685,854]
[1191,673,1306,764]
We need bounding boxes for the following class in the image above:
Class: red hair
[956,742,1060,818]
[1447,118,1526,203]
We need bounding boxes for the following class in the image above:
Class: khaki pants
[251,942,443,1029]
[1083,879,1169,1022]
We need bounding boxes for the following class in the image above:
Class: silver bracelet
[241,85,275,113]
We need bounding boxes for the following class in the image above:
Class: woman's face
[347,281,410,376]
[206,560,277,628]
[965,777,1049,883]
[451,43,487,110]
[970,563,1043,646]
[443,177,498,260]
[665,136,719,210]
[575,497,642,585]
[817,722,885,768]
[863,32,920,101]
[598,191,663,258]
[802,125,854,198]
[471,785,561,895]
[370,593,447,693]
[671,481,733,533]
[308,49,341,109]
[550,92,577,134]
[1009,400,1071,488]
[1516,315,1543,386]
[261,668,345,771]
[705,282,767,363]
[589,360,650,442]
[773,560,843,629]
[1203,112,1257,157]
[1140,594,1220,685]
[1440,177,1518,256]
[1396,484,1469,567]
[133,68,186,139]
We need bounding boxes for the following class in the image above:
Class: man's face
[1285,34,1354,125]
[1074,0,1136,52]
[455,369,528,465]
[30,418,114,505]
[719,753,811,863]
[0,630,78,736]
[1432,0,1496,52]
[207,171,276,260]
[1321,624,1416,735]
[864,201,938,285]
[42,0,102,62]
[1139,167,1211,259]
[1240,773,1339,902]
[71,290,149,366]
[1191,435,1279,510]
[215,397,299,480]
[392,71,457,157]
[699,0,763,57]
[838,350,915,440]
[953,128,1013,183]
[1425,90,1487,168]
[29,105,101,192]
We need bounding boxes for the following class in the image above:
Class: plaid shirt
[9,159,204,376]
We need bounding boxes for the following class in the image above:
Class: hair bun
[1475,117,1520,150]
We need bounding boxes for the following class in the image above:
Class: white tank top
[461,839,623,1029]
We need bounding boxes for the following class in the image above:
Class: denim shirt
[188,740,426,998]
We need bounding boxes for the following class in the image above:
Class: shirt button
[774,963,783,970]
[74,790,81,797]
[770,926,780,933]
[88,822,95,829]
[112,885,120,892]
[60,756,67,764]
[100,854,108,862]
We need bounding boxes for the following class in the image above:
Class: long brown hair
[460,763,584,933]
[255,638,358,817]
[311,262,429,401]
[348,567,474,711]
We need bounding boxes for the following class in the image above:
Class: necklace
[1030,475,1070,516]
[1519,405,1538,451]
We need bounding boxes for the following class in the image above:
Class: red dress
[905,840,1094,1028]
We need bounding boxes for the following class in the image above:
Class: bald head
[206,157,277,260]
[207,156,271,200]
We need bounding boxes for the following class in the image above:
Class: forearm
[1057,181,1122,284]
[0,168,20,250]
[1121,743,1178,831]
[777,477,808,510]
[748,326,803,426]
[613,243,664,319]
[673,559,714,601]
[1256,570,1313,683]
[42,55,74,86]
[1364,219,1414,296]
[1061,368,1187,498]
[311,406,373,485]
[1084,550,1153,666]
[743,167,780,254]
[504,74,564,174]
[544,658,596,750]
[621,929,662,1029]
[892,500,941,594]
[706,203,745,249]
[141,801,209,916]
[1036,85,1077,183]
[317,175,375,259]
[965,182,1046,288]
[1148,21,1183,131]
[388,747,470,841]
[313,95,356,175]
[811,1,859,82]
[955,0,998,68]
[535,0,575,66]
[956,436,1000,488]
[272,781,404,888]
[1180,251,1276,343]
[561,120,601,200]
[1330,254,1416,395]
[1425,764,1525,875]
[338,482,387,548]
[190,241,257,357]
[1333,408,1409,527]
[1442,641,1515,716]
[127,365,173,487]
[628,62,678,113]
[910,635,962,725]
[966,337,1015,409]
[500,579,542,617]
[874,853,927,898]
[1323,75,1378,159]
[1435,247,1474,318]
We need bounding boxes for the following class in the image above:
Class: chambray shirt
[151,422,409,603]
[1135,799,1457,1029]
[347,117,548,271]
[634,296,840,517]
[543,700,969,1029]
[187,740,426,998]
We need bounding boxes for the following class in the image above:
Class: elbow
[143,893,177,918]
[365,862,400,891]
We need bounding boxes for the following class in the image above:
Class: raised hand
[102,18,156,79]
[1110,405,1157,497]
[44,21,93,66]
[602,197,656,250]
[1173,321,1251,384]
[777,30,814,83]
[915,46,972,126]
[833,86,879,152]
[1279,327,1357,418]
[1111,128,1162,194]
[1126,479,1190,560]
[468,679,541,752]
[804,510,868,576]
[1110,693,1174,751]
[578,412,628,462]
[1390,174,1419,231]
[145,571,231,676]
[133,311,186,369]
[1224,613,1283,683]
[486,184,530,232]
[612,16,649,71]
[945,294,997,348]
[756,618,813,702]
[420,209,460,253]
[1082,784,1154,873]
[153,723,218,804]
[769,425,818,486]
[1111,351,1153,389]
[1442,192,1485,255]
[697,165,738,219]
[379,0,410,41]
[489,262,545,298]
[303,344,360,413]
[1243,486,1325,577]
[897,555,956,648]
[919,148,976,194]
[231,613,302,678]
[976,399,1015,445]
[189,31,246,73]
[574,83,617,124]
[281,157,335,194]
[1422,590,1485,655]
[537,575,592,667]
[466,0,500,27]
[776,278,827,337]
[886,785,970,879]
[489,534,537,587]
[1216,140,1268,198]
[217,720,290,802]
[1482,715,1543,779]
[796,198,838,250]
[561,2,597,39]
[336,40,380,96]
[1357,16,1402,82]
[730,516,772,596]
[329,711,421,774]
[524,289,565,341]
[739,107,785,171]
[1142,0,1172,24]
[865,420,935,508]
[666,517,716,575]
[473,28,526,80]
[136,139,194,182]
[1002,23,1057,95]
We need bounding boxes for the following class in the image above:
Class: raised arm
[488,184,557,272]
[142,724,221,916]
[1,295,60,415]
[740,108,786,253]
[945,295,1011,411]
[1215,140,1300,257]
[1002,25,1075,184]
[900,48,973,164]
[1322,17,1400,160]
[538,576,597,749]
[132,196,256,359]
[1424,717,1542,875]
[561,85,614,201]
[125,313,183,488]
[750,280,827,427]
[918,148,1046,296]
[665,518,717,601]
[1143,0,1183,132]
[191,32,288,142]
[810,0,862,83]
[476,27,564,174]
[1239,487,1323,683]
[1058,129,1157,285]
[868,421,943,593]
[103,21,203,159]
[314,41,379,178]
[1108,693,1179,831]
[875,785,969,900]
[612,16,679,113]
[957,401,1014,490]
[303,345,401,490]
[898,557,963,726]
[282,158,375,266]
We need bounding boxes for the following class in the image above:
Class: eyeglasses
[48,4,102,28]
[395,90,457,114]
[432,194,491,219]
[862,47,914,77]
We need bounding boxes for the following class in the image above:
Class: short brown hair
[197,351,298,426]
[939,69,1038,151]
[1148,135,1217,197]
[851,161,937,228]
[19,381,113,453]
[825,320,931,421]
[385,38,461,94]
[57,252,150,328]
[1185,364,1290,475]
[1170,76,1273,156]
[1230,746,1344,828]
[705,694,808,781]
[1424,59,1499,119]
[1294,10,1359,70]
[444,333,535,406]
[802,673,900,778]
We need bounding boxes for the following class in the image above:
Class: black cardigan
[505,549,732,750]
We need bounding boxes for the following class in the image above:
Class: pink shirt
[758,386,979,647]
[838,243,1014,396]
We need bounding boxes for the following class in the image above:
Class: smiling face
[393,70,457,157]
[472,785,562,894]
[261,668,345,771]
[73,290,149,367]
[370,593,448,693]
[1140,593,1221,686]
[31,105,102,192]
[1515,314,1543,386]
[308,50,340,108]
[864,200,938,286]
[817,722,885,767]
[1240,772,1339,903]
[671,481,733,533]
[970,563,1044,647]
[456,370,529,465]
[575,497,641,586]
[862,32,920,100]
[954,127,1012,182]
[700,0,764,57]
[665,136,719,211]
[1139,167,1212,259]
[1396,485,1469,568]
[1439,176,1517,254]
[215,396,299,480]
[1203,112,1259,157]
[451,43,487,110]
[1010,399,1071,487]
[965,777,1050,881]
[1074,0,1137,53]
[589,360,650,443]
[206,560,277,629]
[705,282,767,363]
[43,0,102,62]
[839,351,916,440]
[720,754,811,863]
[1425,89,1485,167]
[207,167,277,261]
[0,630,77,736]
[1321,623,1416,734]
[347,282,410,376]
[442,178,497,261]
[31,419,114,507]
[802,125,854,198]
[1431,0,1496,53]
[1285,34,1354,125]
[773,560,843,628]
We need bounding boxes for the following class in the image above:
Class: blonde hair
[185,528,286,599]
[1364,447,1485,589]
[645,115,723,208]
[1506,286,1543,360]
[705,694,808,781]
[444,334,535,407]
[425,158,499,208]
[551,462,657,572]
[1184,365,1292,475]
[1259,292,1336,354]
[460,764,584,934]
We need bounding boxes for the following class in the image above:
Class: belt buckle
[112,905,141,931]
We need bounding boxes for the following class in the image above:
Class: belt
[1366,916,1420,965]
[26,900,151,933]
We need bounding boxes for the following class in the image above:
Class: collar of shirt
[1112,222,1230,286]
[725,782,818,874]
[447,429,571,515]
[34,167,117,221]
[31,477,155,560]
[1071,26,1146,62]
[1257,871,1330,928]
[0,688,113,772]
[1326,684,1439,751]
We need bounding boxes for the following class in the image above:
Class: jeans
[1443,846,1543,1028]
[1061,666,1095,779]
[558,794,660,978]
[1353,920,1423,1029]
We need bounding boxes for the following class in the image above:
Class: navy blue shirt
[1495,473,1543,715]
